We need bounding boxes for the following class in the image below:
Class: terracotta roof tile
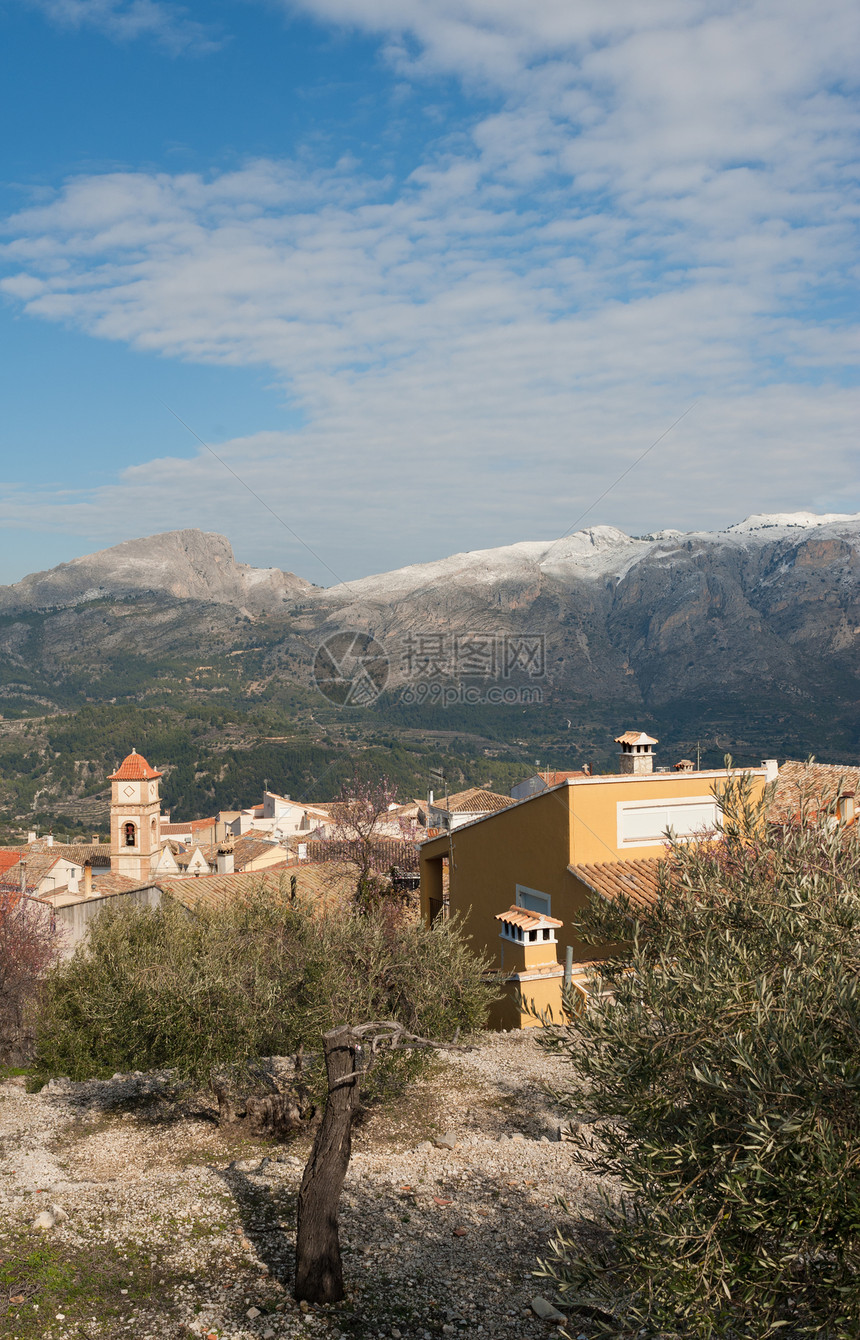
[151,862,357,914]
[90,874,146,896]
[438,788,515,814]
[495,904,563,929]
[615,731,659,746]
[42,874,143,904]
[570,858,664,911]
[197,835,281,868]
[0,851,21,876]
[769,760,860,823]
[27,841,111,867]
[297,836,419,870]
[108,750,162,781]
[2,853,65,889]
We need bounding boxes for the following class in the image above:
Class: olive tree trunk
[294,1026,361,1303]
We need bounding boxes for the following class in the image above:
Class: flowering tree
[324,775,411,908]
[0,892,61,1065]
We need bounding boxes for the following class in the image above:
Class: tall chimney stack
[615,730,658,775]
[216,840,235,875]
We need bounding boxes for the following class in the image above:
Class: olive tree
[539,770,860,1338]
[295,1022,464,1304]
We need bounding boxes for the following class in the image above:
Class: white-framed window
[516,884,551,916]
[617,798,720,848]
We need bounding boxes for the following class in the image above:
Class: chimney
[615,731,658,775]
[27,830,37,844]
[92,834,99,844]
[83,862,93,898]
[837,791,855,825]
[46,833,54,847]
[216,839,235,875]
[761,759,779,783]
[297,843,307,861]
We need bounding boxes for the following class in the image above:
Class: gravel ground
[0,1032,604,1340]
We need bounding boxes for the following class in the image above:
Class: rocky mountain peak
[0,528,313,614]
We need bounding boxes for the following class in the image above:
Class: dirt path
[0,1032,601,1340]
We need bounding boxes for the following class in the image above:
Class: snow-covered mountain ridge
[1,512,859,754]
[3,511,858,613]
[319,512,860,602]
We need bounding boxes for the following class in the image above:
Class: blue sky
[1,1,859,585]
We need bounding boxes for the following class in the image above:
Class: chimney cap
[615,730,658,747]
[495,904,564,929]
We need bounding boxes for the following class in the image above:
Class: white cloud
[1,1,859,578]
[20,0,222,54]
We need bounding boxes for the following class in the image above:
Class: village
[2,732,855,1030]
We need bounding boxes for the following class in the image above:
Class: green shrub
[539,772,860,1338]
[34,888,495,1090]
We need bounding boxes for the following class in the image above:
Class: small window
[516,885,551,916]
[529,929,537,942]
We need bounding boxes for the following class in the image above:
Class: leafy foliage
[33,888,495,1089]
[0,696,541,840]
[539,771,860,1338]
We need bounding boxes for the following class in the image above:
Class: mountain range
[1,512,859,759]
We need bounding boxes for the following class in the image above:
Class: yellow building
[420,743,768,1029]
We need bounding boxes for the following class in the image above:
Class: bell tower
[109,749,163,881]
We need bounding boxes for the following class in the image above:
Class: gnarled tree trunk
[294,1026,361,1303]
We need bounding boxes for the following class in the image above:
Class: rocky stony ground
[0,1032,605,1340]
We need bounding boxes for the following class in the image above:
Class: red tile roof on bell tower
[108,749,163,781]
